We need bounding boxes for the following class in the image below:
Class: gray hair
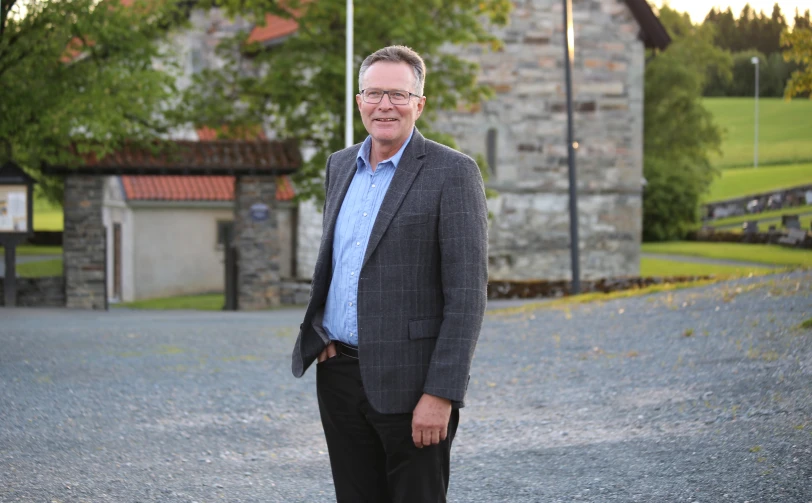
[358,45,426,96]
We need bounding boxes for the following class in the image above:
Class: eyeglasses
[360,88,421,105]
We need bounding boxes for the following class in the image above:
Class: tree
[643,6,723,241]
[781,26,812,99]
[0,0,188,204]
[764,4,788,55]
[701,4,792,96]
[793,8,811,30]
[728,50,766,96]
[762,51,795,97]
[179,0,512,203]
[707,7,738,52]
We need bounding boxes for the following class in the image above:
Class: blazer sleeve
[422,155,489,403]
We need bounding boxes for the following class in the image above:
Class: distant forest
[698,4,810,97]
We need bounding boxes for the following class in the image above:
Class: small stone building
[101,173,296,302]
[431,0,669,281]
[52,139,300,310]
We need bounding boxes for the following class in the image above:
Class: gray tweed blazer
[291,129,489,414]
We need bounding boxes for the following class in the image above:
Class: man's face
[356,61,425,149]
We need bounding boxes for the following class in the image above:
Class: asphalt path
[0,255,55,278]
[640,252,779,268]
[1,271,810,502]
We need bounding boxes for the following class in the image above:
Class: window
[189,47,204,74]
[486,128,498,177]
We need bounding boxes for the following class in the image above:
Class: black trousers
[316,355,459,503]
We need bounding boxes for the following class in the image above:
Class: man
[291,45,488,503]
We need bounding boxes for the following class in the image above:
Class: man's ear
[416,97,426,116]
[356,94,363,110]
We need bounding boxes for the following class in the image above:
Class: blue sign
[250,203,270,222]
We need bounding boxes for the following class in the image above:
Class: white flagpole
[345,0,354,148]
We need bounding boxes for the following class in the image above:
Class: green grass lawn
[15,259,63,278]
[33,193,63,231]
[34,211,63,231]
[118,293,226,311]
[640,257,776,277]
[703,98,812,169]
[642,241,812,267]
[705,163,812,202]
[709,205,812,227]
[0,245,63,256]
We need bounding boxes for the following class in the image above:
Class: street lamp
[562,0,580,294]
[751,56,759,169]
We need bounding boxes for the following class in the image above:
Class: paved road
[1,271,810,502]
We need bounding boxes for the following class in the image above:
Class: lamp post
[751,56,759,169]
[562,0,580,294]
[345,0,354,148]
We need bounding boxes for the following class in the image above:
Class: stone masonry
[64,176,106,309]
[234,176,282,310]
[0,277,65,307]
[432,0,645,281]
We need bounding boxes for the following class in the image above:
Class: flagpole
[345,0,354,148]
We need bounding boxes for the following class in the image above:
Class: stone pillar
[234,176,282,310]
[64,176,106,309]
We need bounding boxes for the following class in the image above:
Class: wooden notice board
[0,185,28,233]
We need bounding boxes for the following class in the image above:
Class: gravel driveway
[1,271,810,502]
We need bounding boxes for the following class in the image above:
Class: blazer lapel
[362,130,427,269]
[311,148,359,292]
[323,150,360,249]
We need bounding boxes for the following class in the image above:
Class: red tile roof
[247,13,300,44]
[196,125,267,141]
[122,175,233,201]
[120,175,296,202]
[65,139,299,175]
[117,128,296,203]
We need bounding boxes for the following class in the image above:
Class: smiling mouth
[374,118,397,122]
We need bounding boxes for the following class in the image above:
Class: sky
[656,0,811,24]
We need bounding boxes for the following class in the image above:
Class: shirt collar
[356,128,415,173]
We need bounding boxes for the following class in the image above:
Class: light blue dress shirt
[323,129,415,347]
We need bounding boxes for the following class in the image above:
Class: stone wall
[0,276,65,307]
[64,176,107,309]
[703,185,812,221]
[280,280,312,306]
[432,0,645,280]
[487,191,640,279]
[234,176,282,310]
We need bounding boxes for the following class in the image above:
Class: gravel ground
[1,271,810,503]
